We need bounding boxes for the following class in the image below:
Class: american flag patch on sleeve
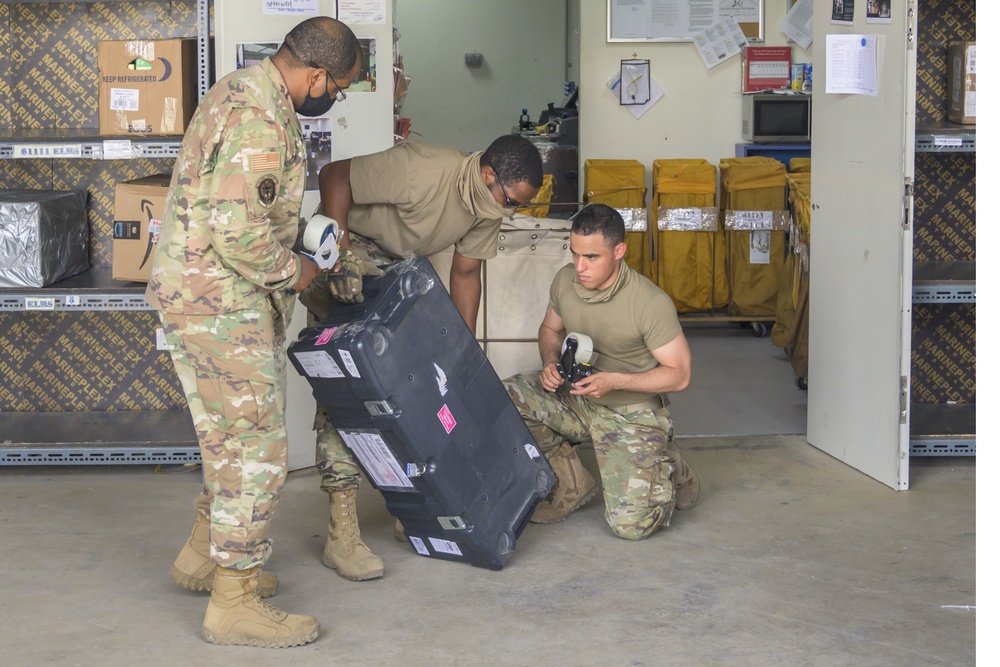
[250,151,281,172]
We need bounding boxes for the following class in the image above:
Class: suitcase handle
[378,269,434,331]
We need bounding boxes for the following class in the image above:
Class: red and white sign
[437,404,457,434]
[742,46,792,92]
[316,327,337,345]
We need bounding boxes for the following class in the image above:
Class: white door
[215,1,396,469]
[808,0,917,490]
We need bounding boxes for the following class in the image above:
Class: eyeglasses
[327,73,348,103]
[308,59,348,102]
[493,170,520,209]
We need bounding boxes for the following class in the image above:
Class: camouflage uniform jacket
[145,57,305,329]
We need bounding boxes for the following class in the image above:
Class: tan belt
[609,395,664,415]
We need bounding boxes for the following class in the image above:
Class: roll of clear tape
[303,214,338,251]
[565,332,594,365]
[302,214,340,270]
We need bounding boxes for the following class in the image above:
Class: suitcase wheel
[536,469,555,495]
[497,531,515,556]
[370,325,390,356]
[796,376,808,391]
[399,269,435,297]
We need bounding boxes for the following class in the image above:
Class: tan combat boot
[393,519,406,542]
[322,489,384,581]
[530,443,598,524]
[668,442,701,511]
[202,566,319,648]
[171,513,278,597]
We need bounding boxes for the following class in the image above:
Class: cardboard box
[0,190,89,288]
[742,46,792,93]
[98,39,198,136]
[947,41,976,124]
[112,175,171,282]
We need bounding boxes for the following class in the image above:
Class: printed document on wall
[780,0,813,49]
[692,16,748,69]
[263,0,319,15]
[338,0,387,24]
[826,34,878,96]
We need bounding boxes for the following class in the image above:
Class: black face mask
[297,83,335,117]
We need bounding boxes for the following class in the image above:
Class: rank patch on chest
[256,175,278,207]
[251,151,281,172]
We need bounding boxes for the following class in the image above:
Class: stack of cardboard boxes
[98,39,197,283]
[97,39,198,137]
[946,41,976,125]
[111,175,172,282]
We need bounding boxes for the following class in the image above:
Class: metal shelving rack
[2,411,199,466]
[911,260,975,303]
[909,123,976,457]
[1,0,210,465]
[0,129,182,160]
[914,122,976,153]
[1,268,152,311]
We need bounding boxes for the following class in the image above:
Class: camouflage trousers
[160,308,289,570]
[504,372,676,540]
[303,232,395,493]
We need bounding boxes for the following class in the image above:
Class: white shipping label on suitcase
[409,536,430,556]
[339,429,414,489]
[749,231,771,264]
[338,350,361,377]
[294,351,345,378]
[428,537,463,556]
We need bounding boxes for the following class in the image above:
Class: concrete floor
[669,322,808,437]
[0,435,975,666]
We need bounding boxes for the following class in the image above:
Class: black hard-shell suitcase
[288,257,555,570]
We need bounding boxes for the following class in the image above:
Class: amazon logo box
[112,175,172,282]
[98,39,198,136]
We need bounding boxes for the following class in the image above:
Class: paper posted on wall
[607,70,664,120]
[826,34,878,96]
[780,0,814,49]
[692,16,748,70]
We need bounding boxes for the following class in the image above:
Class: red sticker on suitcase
[316,327,337,345]
[437,404,457,434]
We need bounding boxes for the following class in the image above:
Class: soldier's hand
[569,372,620,400]
[291,255,320,293]
[540,361,564,393]
[328,247,383,303]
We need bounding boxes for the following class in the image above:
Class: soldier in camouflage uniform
[297,136,543,581]
[503,203,700,540]
[145,17,360,648]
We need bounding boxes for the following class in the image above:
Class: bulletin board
[607,0,764,42]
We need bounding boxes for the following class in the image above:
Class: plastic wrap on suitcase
[288,257,555,570]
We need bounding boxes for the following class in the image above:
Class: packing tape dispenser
[301,214,341,270]
[558,332,596,384]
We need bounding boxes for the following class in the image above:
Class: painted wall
[394,0,569,153]
[579,0,810,196]
[396,1,807,183]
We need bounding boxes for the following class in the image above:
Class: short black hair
[281,17,360,79]
[481,134,543,188]
[571,204,625,248]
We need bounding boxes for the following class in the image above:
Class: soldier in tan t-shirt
[504,203,701,540]
[298,135,543,581]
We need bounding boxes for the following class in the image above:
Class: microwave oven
[741,93,811,143]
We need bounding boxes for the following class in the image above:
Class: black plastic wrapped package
[0,190,89,288]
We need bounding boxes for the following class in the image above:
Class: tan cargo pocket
[623,440,675,510]
[194,372,263,433]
